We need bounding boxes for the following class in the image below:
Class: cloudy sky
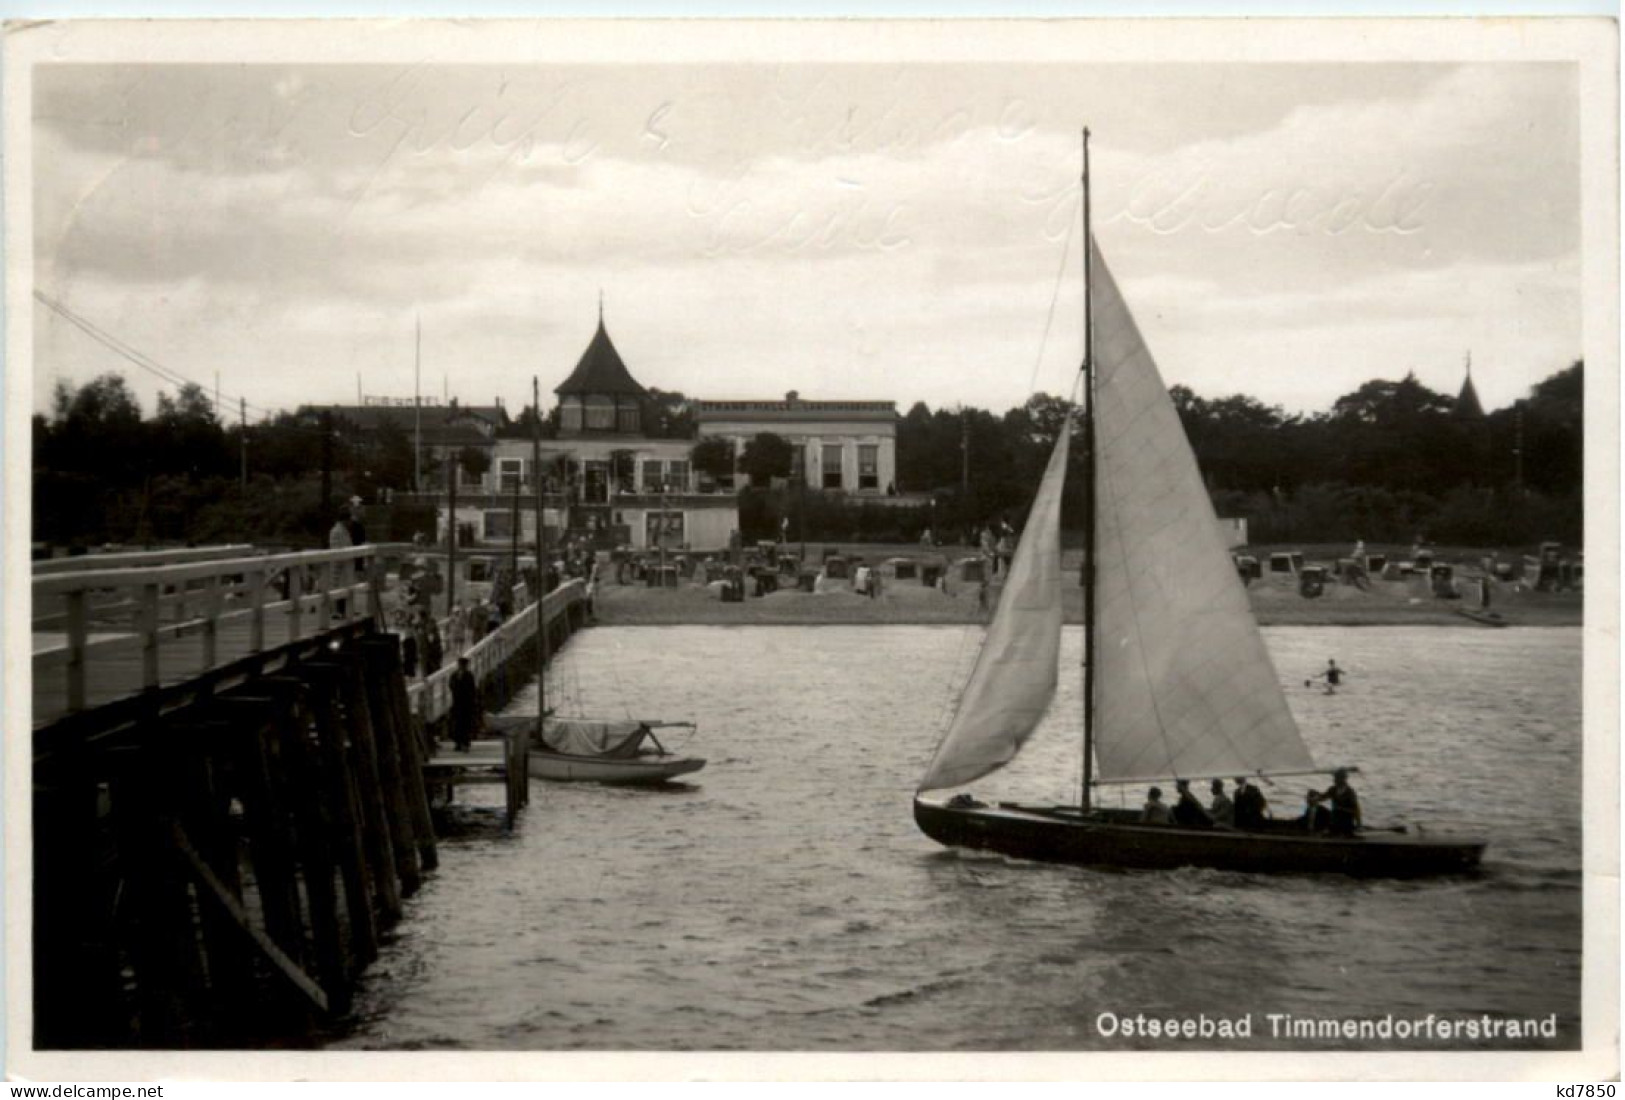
[29,51,1581,423]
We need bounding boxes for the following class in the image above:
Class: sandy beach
[594,543,1582,628]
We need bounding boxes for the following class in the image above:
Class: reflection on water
[330,625,1581,1051]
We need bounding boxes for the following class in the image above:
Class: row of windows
[559,401,641,433]
[788,443,880,490]
[486,446,881,492]
[493,458,692,493]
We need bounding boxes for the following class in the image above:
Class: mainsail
[916,419,1071,791]
[1089,240,1315,782]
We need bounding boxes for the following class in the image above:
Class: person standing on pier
[449,657,478,752]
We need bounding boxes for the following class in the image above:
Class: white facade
[474,437,740,551]
[694,398,898,495]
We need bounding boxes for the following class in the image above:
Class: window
[667,460,689,493]
[642,460,663,492]
[499,459,523,494]
[585,397,615,430]
[790,444,806,482]
[560,400,583,432]
[483,511,513,539]
[618,405,640,433]
[583,461,610,504]
[646,511,685,547]
[822,443,843,489]
[858,444,879,490]
[460,459,485,489]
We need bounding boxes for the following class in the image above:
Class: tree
[738,432,793,487]
[456,445,491,486]
[644,388,695,439]
[367,414,416,490]
[154,382,230,478]
[690,437,735,483]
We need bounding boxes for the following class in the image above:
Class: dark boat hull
[914,797,1486,877]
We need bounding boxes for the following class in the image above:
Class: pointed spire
[598,288,604,325]
[1455,352,1485,419]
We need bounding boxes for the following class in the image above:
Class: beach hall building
[694,392,898,495]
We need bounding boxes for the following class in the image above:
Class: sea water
[329,625,1581,1051]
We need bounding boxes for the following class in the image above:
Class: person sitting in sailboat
[1233,777,1270,830]
[1299,790,1332,833]
[1208,779,1235,826]
[1141,787,1171,825]
[1321,769,1362,836]
[1172,779,1214,827]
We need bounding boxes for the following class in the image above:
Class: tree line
[33,360,1581,550]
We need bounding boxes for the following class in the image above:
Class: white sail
[916,421,1071,792]
[1089,240,1316,782]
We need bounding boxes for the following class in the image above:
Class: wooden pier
[30,546,585,1048]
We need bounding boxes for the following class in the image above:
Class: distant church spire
[1454,350,1485,419]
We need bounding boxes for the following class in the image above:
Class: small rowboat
[1455,607,1510,628]
[487,715,705,786]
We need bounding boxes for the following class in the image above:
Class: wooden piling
[308,655,402,924]
[357,636,424,895]
[296,665,379,974]
[380,644,439,873]
[113,725,210,1046]
[169,719,259,1041]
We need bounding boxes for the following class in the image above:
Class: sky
[29,55,1581,424]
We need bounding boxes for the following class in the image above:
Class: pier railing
[32,546,382,726]
[407,578,583,727]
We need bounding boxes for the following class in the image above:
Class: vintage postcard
[4,16,1617,1083]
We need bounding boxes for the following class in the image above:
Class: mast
[1080,127,1097,813]
[414,314,423,492]
[533,375,547,743]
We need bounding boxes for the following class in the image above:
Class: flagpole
[414,314,423,492]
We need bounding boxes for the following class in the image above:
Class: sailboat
[913,132,1486,877]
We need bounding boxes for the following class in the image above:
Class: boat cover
[541,718,649,758]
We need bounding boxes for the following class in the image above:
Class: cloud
[30,60,1581,422]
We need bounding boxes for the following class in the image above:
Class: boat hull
[528,751,705,785]
[914,797,1485,877]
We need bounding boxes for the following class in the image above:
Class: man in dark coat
[1171,779,1213,827]
[1233,777,1269,830]
[449,657,479,752]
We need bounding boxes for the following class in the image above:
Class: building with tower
[473,312,739,551]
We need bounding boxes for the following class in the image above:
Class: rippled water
[331,626,1581,1051]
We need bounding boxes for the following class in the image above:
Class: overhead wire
[33,290,333,432]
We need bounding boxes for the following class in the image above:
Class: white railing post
[321,560,335,623]
[65,588,87,713]
[248,568,266,652]
[202,574,221,669]
[287,567,303,642]
[140,582,160,690]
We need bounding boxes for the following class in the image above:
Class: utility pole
[239,397,248,490]
[960,409,970,545]
[1514,401,1525,492]
[446,447,458,619]
[509,472,521,579]
[414,314,423,492]
[320,409,333,514]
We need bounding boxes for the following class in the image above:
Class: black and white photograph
[5,16,1616,1082]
